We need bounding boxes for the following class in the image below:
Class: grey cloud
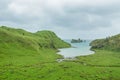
[0,0,120,39]
[45,9,112,30]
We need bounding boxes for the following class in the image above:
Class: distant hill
[0,26,71,52]
[90,34,120,51]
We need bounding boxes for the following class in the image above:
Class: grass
[0,48,120,80]
[76,50,120,66]
[90,34,120,51]
[0,26,120,80]
[0,26,71,50]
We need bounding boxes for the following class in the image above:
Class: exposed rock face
[71,38,83,43]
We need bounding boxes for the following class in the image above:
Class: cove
[57,40,94,59]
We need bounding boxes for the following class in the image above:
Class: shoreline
[56,48,95,62]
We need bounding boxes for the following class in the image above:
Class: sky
[0,0,120,39]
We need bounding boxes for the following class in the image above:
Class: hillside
[0,26,71,65]
[0,26,70,50]
[90,34,120,51]
[0,26,120,80]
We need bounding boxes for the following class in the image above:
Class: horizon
[0,0,120,39]
[0,25,114,40]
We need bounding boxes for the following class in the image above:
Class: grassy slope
[0,26,120,80]
[0,26,70,49]
[0,26,70,66]
[0,26,71,64]
[78,34,120,80]
[90,34,120,51]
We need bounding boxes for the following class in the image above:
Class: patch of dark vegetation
[90,34,120,51]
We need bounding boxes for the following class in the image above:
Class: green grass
[0,50,120,80]
[76,50,120,66]
[0,26,71,50]
[0,26,120,80]
[90,34,120,51]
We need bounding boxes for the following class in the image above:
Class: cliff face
[0,26,71,52]
[90,34,120,51]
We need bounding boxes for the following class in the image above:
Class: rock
[71,38,83,43]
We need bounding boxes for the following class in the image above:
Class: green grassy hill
[0,26,70,50]
[0,26,71,65]
[0,26,120,80]
[90,34,120,51]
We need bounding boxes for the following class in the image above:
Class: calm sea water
[57,40,94,58]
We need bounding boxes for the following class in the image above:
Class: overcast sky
[0,0,120,39]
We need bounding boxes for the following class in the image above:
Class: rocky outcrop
[71,38,83,43]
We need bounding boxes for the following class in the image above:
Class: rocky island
[71,38,83,43]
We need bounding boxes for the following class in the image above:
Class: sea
[57,39,94,58]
